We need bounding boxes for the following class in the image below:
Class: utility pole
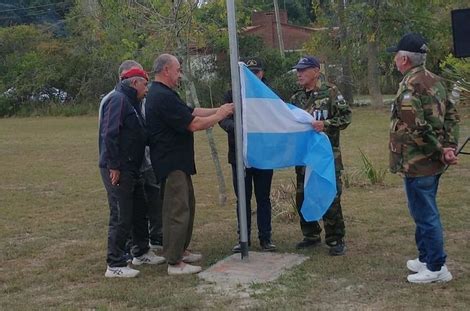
[273,0,285,57]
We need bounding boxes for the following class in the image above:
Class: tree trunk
[171,1,227,206]
[186,78,227,206]
[366,0,383,106]
[367,40,383,105]
[336,0,354,105]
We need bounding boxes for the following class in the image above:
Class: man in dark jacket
[99,60,164,254]
[219,57,276,253]
[99,67,165,278]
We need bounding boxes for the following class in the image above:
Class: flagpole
[226,0,249,259]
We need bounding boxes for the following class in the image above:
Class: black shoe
[328,240,346,256]
[295,237,321,249]
[260,240,277,252]
[232,244,241,253]
[232,242,251,253]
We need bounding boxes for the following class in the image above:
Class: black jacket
[98,83,147,172]
[219,90,236,164]
[219,78,271,165]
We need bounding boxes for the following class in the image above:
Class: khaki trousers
[162,170,195,265]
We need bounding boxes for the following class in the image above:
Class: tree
[365,0,382,105]
[133,0,229,206]
[336,0,354,105]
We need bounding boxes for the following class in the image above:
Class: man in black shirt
[146,54,234,275]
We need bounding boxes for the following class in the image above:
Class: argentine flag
[240,63,337,221]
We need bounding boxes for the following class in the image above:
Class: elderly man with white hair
[387,33,460,284]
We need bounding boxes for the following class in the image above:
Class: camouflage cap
[387,32,429,54]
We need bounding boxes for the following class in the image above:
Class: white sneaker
[149,242,163,251]
[182,251,203,263]
[407,258,427,273]
[132,250,166,265]
[167,263,202,275]
[407,265,453,284]
[105,266,140,278]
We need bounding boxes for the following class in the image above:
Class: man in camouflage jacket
[290,56,352,256]
[387,33,459,283]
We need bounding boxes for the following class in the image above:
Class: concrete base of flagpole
[198,252,308,286]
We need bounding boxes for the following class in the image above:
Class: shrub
[359,149,387,185]
[440,55,470,105]
[0,96,17,117]
[271,179,298,223]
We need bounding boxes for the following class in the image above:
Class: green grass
[1,106,470,310]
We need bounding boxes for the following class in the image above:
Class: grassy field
[1,106,470,310]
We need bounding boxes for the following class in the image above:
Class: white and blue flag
[240,63,336,221]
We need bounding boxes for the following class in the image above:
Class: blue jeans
[231,165,273,242]
[404,174,446,271]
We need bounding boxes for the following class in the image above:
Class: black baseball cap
[387,32,429,54]
[243,57,264,71]
[292,56,320,69]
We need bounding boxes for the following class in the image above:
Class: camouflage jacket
[290,81,352,171]
[389,65,460,177]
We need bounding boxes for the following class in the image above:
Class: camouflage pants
[295,166,345,246]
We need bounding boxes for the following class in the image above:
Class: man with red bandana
[99,65,165,278]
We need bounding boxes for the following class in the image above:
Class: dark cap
[243,57,264,71]
[292,56,320,70]
[386,32,429,54]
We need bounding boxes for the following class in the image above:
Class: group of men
[219,56,351,257]
[98,31,460,284]
[99,54,234,277]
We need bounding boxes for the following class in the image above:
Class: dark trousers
[142,168,163,245]
[161,170,195,265]
[231,165,273,242]
[295,166,345,246]
[100,168,150,267]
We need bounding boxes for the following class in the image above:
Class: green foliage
[342,167,363,189]
[343,148,388,188]
[1,0,467,116]
[304,0,468,95]
[440,55,470,105]
[0,97,17,117]
[359,148,387,185]
[0,24,73,113]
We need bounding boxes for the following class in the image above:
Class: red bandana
[120,68,149,81]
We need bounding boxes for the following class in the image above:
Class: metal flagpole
[226,0,249,260]
[273,0,285,57]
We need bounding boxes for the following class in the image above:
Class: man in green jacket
[290,56,352,256]
[387,33,459,283]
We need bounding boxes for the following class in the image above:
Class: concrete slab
[199,251,308,286]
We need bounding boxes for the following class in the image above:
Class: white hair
[398,50,427,67]
[121,76,145,86]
